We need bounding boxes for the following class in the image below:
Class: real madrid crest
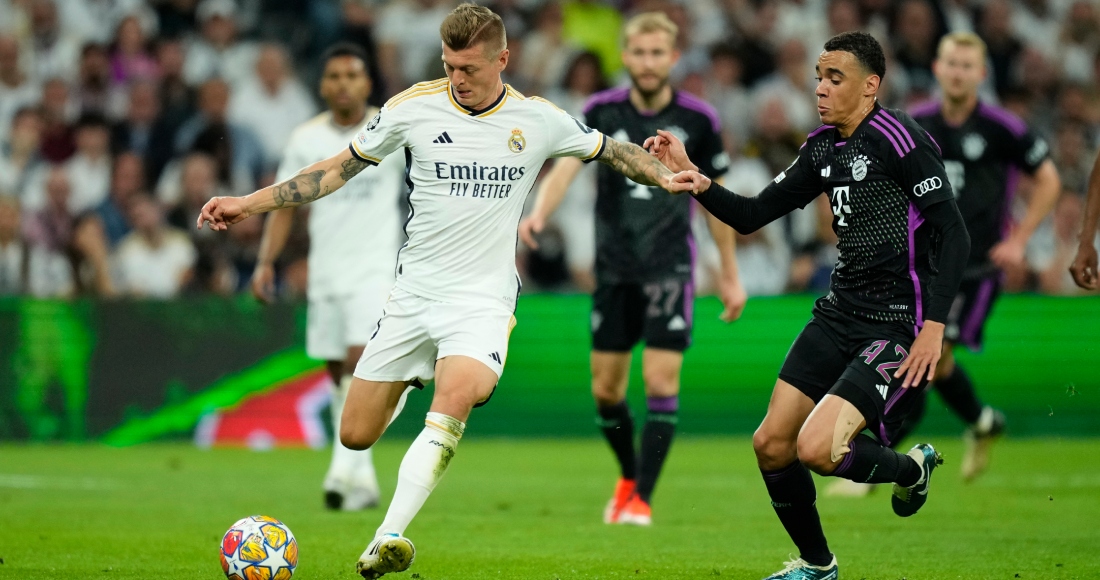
[962,133,986,160]
[508,128,526,153]
[850,154,869,181]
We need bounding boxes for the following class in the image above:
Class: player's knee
[339,422,379,451]
[641,369,678,398]
[753,426,796,465]
[795,431,835,475]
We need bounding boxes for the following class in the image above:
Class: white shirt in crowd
[113,228,196,298]
[230,77,318,166]
[276,109,407,300]
[349,80,604,309]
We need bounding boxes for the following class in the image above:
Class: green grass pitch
[2,438,1097,579]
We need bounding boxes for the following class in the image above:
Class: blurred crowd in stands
[0,0,1097,299]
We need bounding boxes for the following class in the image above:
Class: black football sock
[933,364,984,426]
[889,387,928,449]
[833,434,923,487]
[761,461,832,567]
[597,400,636,480]
[635,396,678,504]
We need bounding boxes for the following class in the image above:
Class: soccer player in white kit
[198,4,695,577]
[251,44,407,512]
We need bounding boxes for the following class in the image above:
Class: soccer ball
[220,515,298,580]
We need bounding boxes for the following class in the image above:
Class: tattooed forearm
[272,170,328,208]
[340,157,369,182]
[597,138,674,188]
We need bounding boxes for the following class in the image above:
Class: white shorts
[353,287,517,384]
[306,278,394,361]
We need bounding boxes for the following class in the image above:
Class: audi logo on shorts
[913,177,942,197]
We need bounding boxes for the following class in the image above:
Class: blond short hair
[440,3,507,56]
[623,11,679,48]
[937,31,988,61]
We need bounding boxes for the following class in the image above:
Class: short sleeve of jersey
[889,124,955,211]
[1007,126,1050,175]
[758,141,823,208]
[694,120,730,180]
[349,106,409,166]
[536,98,605,161]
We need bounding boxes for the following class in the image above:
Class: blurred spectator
[334,1,386,105]
[703,44,752,149]
[110,80,162,159]
[22,165,74,254]
[0,108,46,202]
[376,0,454,93]
[1058,1,1100,85]
[109,15,158,85]
[1029,192,1092,294]
[517,3,577,95]
[1051,122,1094,195]
[96,151,144,245]
[63,113,113,213]
[173,78,264,193]
[228,44,316,168]
[24,0,81,82]
[162,150,228,220]
[58,0,158,46]
[154,0,200,39]
[1011,0,1064,61]
[37,76,76,161]
[978,0,1023,97]
[74,43,126,120]
[113,194,195,298]
[735,227,791,296]
[752,39,818,134]
[183,0,260,87]
[0,36,40,140]
[0,195,73,296]
[544,51,606,116]
[891,0,943,98]
[743,96,805,178]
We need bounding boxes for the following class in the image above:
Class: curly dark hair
[823,31,886,79]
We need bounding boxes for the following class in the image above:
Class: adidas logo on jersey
[488,352,502,364]
[432,131,454,144]
[667,315,687,331]
[876,384,889,399]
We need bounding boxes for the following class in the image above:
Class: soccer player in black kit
[651,32,970,579]
[520,12,746,526]
[904,32,1061,480]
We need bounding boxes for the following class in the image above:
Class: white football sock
[375,412,465,536]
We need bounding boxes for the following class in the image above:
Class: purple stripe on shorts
[884,385,908,416]
[978,103,1027,137]
[806,124,835,140]
[908,204,926,335]
[960,278,996,347]
[582,86,630,115]
[646,395,679,413]
[878,422,892,447]
[879,110,917,150]
[870,119,906,157]
[873,115,913,154]
[675,91,722,134]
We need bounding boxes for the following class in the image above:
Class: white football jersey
[349,79,605,309]
[277,109,407,299]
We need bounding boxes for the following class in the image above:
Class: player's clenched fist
[196,196,251,231]
[667,171,711,195]
[644,129,696,173]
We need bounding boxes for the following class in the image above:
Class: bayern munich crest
[851,155,869,181]
[962,133,986,160]
[508,128,526,153]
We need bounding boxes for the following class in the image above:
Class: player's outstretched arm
[197,148,371,231]
[596,137,679,190]
[1071,150,1100,290]
[519,157,583,249]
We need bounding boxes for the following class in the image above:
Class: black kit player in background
[519,12,747,526]
[825,32,1061,498]
[652,32,970,580]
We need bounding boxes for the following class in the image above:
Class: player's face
[814,50,877,126]
[934,42,986,102]
[319,56,371,114]
[443,42,509,110]
[622,31,679,97]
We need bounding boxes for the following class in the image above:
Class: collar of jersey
[840,101,884,143]
[448,84,509,117]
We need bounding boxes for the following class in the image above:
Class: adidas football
[220,515,298,580]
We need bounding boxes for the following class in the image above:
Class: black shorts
[778,299,928,447]
[591,279,693,352]
[944,274,1001,351]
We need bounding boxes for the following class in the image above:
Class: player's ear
[864,74,880,98]
[498,48,510,71]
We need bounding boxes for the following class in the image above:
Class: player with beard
[826,32,1060,497]
[651,32,970,578]
[519,11,747,526]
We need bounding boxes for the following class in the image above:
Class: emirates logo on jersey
[508,128,526,153]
